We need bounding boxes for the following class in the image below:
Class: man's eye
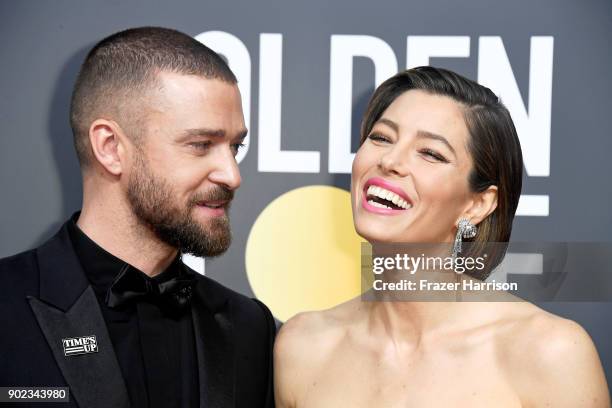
[190,141,212,150]
[368,133,390,143]
[232,143,246,155]
[420,148,448,163]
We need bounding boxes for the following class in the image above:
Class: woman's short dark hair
[360,66,523,279]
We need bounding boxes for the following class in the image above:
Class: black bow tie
[106,263,197,313]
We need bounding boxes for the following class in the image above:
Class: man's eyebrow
[234,129,248,141]
[416,130,456,156]
[177,128,248,141]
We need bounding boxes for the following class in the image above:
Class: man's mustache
[189,187,234,206]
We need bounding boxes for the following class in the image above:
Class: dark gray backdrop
[1,0,611,384]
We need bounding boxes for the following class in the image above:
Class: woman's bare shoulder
[494,302,610,406]
[275,297,367,362]
[273,297,369,407]
[278,297,364,346]
[494,302,595,357]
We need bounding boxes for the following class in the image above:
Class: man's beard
[126,153,233,257]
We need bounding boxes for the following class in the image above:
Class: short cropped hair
[360,67,524,279]
[70,26,237,167]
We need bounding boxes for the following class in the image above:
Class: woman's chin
[355,228,409,244]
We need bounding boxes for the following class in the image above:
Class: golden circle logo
[245,185,363,322]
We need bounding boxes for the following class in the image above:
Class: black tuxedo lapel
[28,225,130,408]
[28,288,130,408]
[192,277,235,408]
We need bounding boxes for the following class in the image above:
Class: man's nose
[208,149,242,190]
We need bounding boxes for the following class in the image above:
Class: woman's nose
[378,147,410,177]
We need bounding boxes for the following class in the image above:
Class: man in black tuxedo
[0,27,275,407]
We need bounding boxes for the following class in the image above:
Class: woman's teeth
[369,200,393,209]
[366,185,412,210]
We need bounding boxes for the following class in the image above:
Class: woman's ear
[460,185,498,226]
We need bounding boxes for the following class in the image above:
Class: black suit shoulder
[193,272,276,337]
[190,272,276,407]
[0,249,66,388]
[0,248,40,304]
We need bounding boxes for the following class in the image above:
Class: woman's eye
[420,148,448,163]
[368,133,390,143]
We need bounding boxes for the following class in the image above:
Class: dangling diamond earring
[452,218,478,260]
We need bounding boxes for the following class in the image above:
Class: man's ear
[460,185,498,226]
[88,119,127,176]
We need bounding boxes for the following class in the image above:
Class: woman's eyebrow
[416,130,456,156]
[376,117,456,156]
[375,118,399,133]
